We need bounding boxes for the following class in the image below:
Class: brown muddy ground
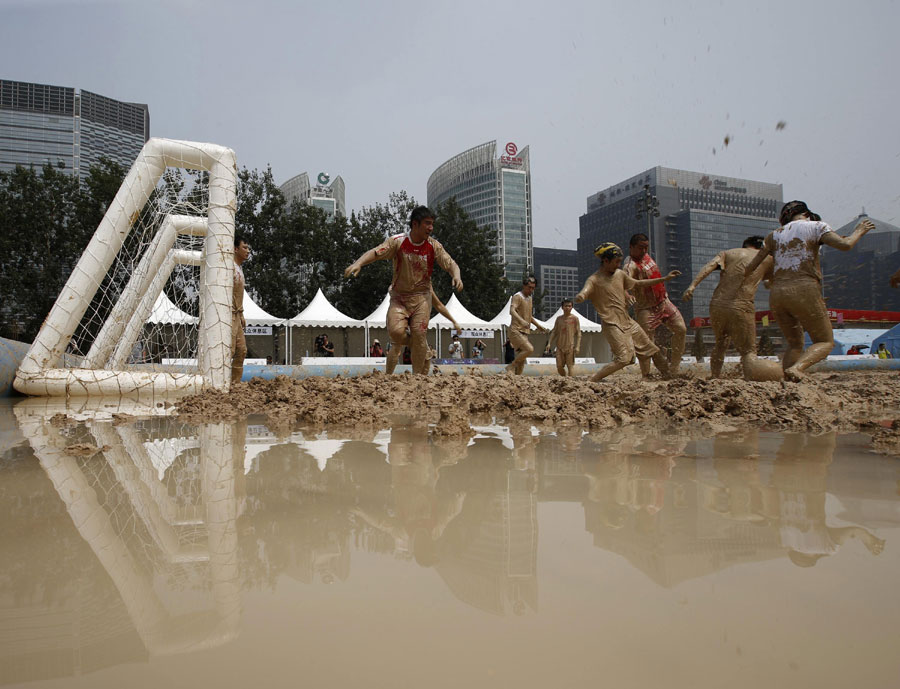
[175,370,900,443]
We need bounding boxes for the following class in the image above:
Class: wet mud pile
[175,371,900,440]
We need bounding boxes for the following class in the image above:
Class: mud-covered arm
[683,253,723,301]
[574,318,582,353]
[531,316,548,333]
[345,237,397,278]
[631,270,680,288]
[548,319,560,350]
[574,276,594,304]
[509,293,531,330]
[431,289,460,331]
[821,219,875,251]
[744,234,773,276]
[433,241,463,291]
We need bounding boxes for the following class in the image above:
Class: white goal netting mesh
[67,169,209,372]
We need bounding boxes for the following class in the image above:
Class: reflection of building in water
[3,407,242,685]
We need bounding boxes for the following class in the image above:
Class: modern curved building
[427,140,532,280]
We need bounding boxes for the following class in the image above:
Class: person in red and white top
[344,206,463,374]
[745,200,874,381]
[622,233,686,376]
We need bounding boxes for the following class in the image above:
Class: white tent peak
[362,293,391,328]
[430,294,498,330]
[290,288,364,328]
[544,306,603,332]
[243,291,284,326]
[146,292,198,325]
[487,296,551,330]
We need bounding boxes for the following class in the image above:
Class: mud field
[175,370,900,444]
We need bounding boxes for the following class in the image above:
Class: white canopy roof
[429,294,499,330]
[362,293,391,328]
[146,292,198,325]
[544,306,603,332]
[289,288,365,328]
[243,291,284,326]
[487,296,552,330]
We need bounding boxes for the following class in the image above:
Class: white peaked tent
[429,294,500,355]
[243,291,285,326]
[362,293,391,355]
[289,288,365,328]
[362,293,391,329]
[487,296,552,331]
[287,288,365,363]
[544,307,603,332]
[147,292,198,325]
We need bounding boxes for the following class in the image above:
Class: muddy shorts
[636,298,682,333]
[770,280,832,345]
[709,304,756,356]
[556,348,575,370]
[604,320,659,364]
[509,328,533,354]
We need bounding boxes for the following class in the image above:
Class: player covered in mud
[385,288,460,375]
[622,233,687,376]
[745,200,874,381]
[682,236,774,378]
[507,277,549,375]
[345,206,463,375]
[548,298,582,376]
[575,243,680,382]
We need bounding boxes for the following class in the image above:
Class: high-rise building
[427,140,533,280]
[0,79,149,180]
[823,211,900,312]
[280,171,346,219]
[533,247,579,320]
[578,167,782,322]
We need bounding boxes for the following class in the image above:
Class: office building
[280,171,346,219]
[533,247,579,320]
[823,211,900,312]
[0,79,149,180]
[578,167,782,322]
[428,140,532,280]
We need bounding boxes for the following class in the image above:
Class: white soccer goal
[14,138,237,397]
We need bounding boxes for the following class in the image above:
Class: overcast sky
[2,0,898,247]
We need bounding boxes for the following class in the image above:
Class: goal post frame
[14,138,237,397]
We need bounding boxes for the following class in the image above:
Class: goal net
[14,138,237,397]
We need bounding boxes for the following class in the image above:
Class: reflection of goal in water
[14,138,237,397]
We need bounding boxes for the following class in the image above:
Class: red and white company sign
[501,141,523,167]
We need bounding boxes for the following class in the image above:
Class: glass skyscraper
[0,80,149,180]
[427,140,533,280]
[280,171,346,219]
[578,166,782,322]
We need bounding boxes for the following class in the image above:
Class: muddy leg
[666,310,687,374]
[590,360,628,382]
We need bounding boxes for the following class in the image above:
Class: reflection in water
[0,398,897,684]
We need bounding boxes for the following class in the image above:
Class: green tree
[432,197,510,320]
[0,159,125,342]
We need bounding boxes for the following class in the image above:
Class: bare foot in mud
[784,366,805,382]
[860,530,886,555]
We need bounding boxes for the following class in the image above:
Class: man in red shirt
[345,206,463,374]
[622,233,686,376]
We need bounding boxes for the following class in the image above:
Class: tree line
[0,160,521,343]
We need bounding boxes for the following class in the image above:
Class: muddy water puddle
[1,398,899,688]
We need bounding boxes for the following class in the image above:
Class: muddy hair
[742,236,764,249]
[780,201,821,226]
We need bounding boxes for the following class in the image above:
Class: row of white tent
[148,287,603,334]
